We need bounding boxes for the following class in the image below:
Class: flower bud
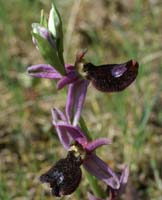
[31,23,65,75]
[32,23,56,49]
[48,2,64,66]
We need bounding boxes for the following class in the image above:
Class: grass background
[0,0,162,199]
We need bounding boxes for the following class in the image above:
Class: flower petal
[51,108,67,124]
[72,80,89,126]
[108,166,129,200]
[27,64,62,79]
[57,123,87,145]
[55,125,71,150]
[119,165,129,185]
[88,192,103,200]
[86,138,112,152]
[57,71,79,89]
[83,154,120,189]
[65,84,75,123]
[51,108,71,149]
[66,80,89,125]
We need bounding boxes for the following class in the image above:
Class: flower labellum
[75,50,139,92]
[40,149,83,197]
[82,60,139,92]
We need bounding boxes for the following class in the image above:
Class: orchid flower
[27,48,138,92]
[40,107,121,197]
[28,26,139,93]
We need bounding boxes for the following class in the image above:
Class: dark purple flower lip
[82,60,139,92]
[74,50,139,92]
[40,148,83,197]
[40,143,87,197]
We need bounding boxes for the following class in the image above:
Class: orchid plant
[27,1,139,199]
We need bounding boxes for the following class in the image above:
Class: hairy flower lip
[82,59,139,92]
[40,151,82,197]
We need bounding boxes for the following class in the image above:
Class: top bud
[48,2,64,65]
[31,1,65,75]
[48,2,62,39]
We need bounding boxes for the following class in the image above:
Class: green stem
[79,116,92,141]
[75,187,83,199]
[84,169,106,198]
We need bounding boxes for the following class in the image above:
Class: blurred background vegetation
[0,0,162,199]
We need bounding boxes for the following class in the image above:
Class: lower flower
[40,127,120,197]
